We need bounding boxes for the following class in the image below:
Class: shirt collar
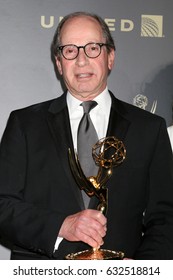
[67,87,111,115]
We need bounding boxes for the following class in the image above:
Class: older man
[0,12,173,260]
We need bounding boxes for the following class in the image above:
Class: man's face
[56,16,115,101]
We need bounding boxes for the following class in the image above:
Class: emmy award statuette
[66,136,126,260]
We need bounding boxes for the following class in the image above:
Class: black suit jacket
[0,91,173,260]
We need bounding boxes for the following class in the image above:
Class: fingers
[77,228,103,248]
[58,209,107,248]
[76,216,106,247]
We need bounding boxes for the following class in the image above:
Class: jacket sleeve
[0,112,66,258]
[134,118,173,259]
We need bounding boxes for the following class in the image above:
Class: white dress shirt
[168,125,173,152]
[54,87,112,251]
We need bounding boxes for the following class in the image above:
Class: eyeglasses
[58,43,109,60]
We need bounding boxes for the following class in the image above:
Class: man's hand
[59,209,107,248]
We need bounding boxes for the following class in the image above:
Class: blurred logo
[133,94,157,114]
[141,15,163,37]
[41,15,164,38]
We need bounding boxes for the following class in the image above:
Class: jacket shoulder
[111,92,165,125]
[11,98,56,116]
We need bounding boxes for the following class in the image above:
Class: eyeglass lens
[61,43,103,59]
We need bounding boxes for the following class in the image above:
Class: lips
[76,73,93,78]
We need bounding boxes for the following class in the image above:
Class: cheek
[96,54,112,75]
[62,61,74,76]
[97,60,110,77]
[64,67,74,81]
[61,65,75,86]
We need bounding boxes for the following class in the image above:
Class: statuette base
[65,248,124,260]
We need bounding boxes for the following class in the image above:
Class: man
[0,11,173,260]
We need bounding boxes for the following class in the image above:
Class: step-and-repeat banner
[0,0,173,259]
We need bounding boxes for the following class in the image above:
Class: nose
[75,47,89,66]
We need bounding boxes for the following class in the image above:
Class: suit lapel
[46,93,84,209]
[107,91,131,141]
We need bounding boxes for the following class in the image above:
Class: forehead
[60,16,104,44]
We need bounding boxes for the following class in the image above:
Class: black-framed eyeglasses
[58,43,110,60]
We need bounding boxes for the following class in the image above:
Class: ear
[55,56,63,75]
[108,49,115,70]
